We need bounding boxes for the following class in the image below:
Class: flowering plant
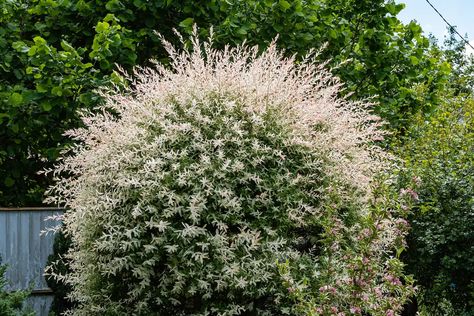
[45,29,413,315]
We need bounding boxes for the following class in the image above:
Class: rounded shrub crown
[46,31,411,315]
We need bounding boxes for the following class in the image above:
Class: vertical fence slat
[0,212,6,263]
[0,208,63,316]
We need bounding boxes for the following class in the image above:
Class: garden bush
[0,262,33,316]
[45,32,414,315]
[46,231,75,316]
[400,95,474,315]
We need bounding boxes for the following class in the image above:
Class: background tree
[396,27,474,315]
[399,94,474,315]
[441,28,474,95]
[1,0,449,206]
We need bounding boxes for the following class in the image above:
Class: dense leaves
[0,1,119,205]
[0,0,449,206]
[400,96,474,314]
[44,34,413,315]
[46,232,74,316]
[2,1,473,315]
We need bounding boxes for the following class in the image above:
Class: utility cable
[424,0,474,50]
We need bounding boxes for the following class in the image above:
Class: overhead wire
[424,0,474,50]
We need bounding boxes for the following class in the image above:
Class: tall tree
[0,0,449,205]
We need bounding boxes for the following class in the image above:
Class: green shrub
[400,96,474,314]
[45,231,74,316]
[46,33,413,315]
[278,179,416,316]
[0,262,33,316]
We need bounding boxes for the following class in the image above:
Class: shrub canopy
[0,263,32,316]
[46,33,413,315]
[400,96,474,314]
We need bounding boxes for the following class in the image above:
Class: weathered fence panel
[0,207,63,316]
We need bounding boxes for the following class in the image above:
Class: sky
[396,0,474,53]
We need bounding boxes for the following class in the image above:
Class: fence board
[0,208,63,316]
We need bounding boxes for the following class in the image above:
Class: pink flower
[400,188,419,201]
[319,285,337,294]
[396,218,409,227]
[350,306,362,314]
[386,309,394,316]
[374,287,382,297]
[412,176,421,186]
[356,279,367,287]
[385,274,402,286]
[407,188,419,201]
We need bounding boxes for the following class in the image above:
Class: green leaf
[103,13,118,23]
[386,3,405,15]
[51,86,63,96]
[408,22,421,34]
[236,28,247,35]
[22,91,41,102]
[36,83,48,93]
[60,40,77,53]
[96,21,110,33]
[33,36,46,45]
[301,33,313,42]
[278,0,291,11]
[28,46,38,57]
[4,177,15,187]
[12,41,29,53]
[410,56,419,65]
[46,148,60,160]
[440,61,451,74]
[179,17,194,29]
[9,92,23,106]
[41,102,53,112]
[11,124,19,133]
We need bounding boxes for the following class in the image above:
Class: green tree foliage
[0,1,122,206]
[1,0,449,206]
[400,95,474,314]
[441,28,474,95]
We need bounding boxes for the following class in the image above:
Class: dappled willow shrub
[45,30,413,315]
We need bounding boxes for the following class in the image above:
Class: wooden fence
[0,207,63,316]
